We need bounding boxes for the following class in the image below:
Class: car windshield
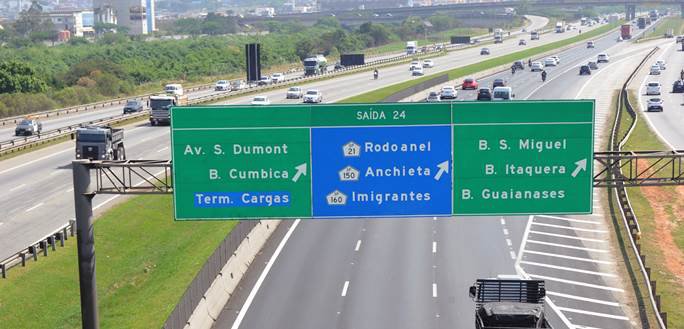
[254,97,266,102]
[648,83,659,87]
[304,60,317,66]
[493,91,510,99]
[306,91,318,95]
[125,101,138,106]
[19,119,32,125]
[289,88,300,92]
[77,132,106,142]
[217,81,227,84]
[650,98,661,102]
[465,79,473,83]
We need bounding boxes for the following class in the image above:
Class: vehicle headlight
[101,154,106,159]
[76,153,81,158]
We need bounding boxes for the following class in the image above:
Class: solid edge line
[231,218,300,329]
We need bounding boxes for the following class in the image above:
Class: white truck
[149,94,189,126]
[530,30,540,40]
[555,21,565,33]
[493,29,504,43]
[406,41,417,55]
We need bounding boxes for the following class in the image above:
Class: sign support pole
[72,160,100,329]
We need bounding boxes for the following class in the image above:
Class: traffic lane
[0,124,170,260]
[639,41,684,149]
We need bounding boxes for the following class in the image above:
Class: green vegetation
[363,27,489,56]
[342,22,621,103]
[618,91,684,327]
[642,17,684,40]
[0,195,235,328]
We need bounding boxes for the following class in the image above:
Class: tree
[428,14,456,31]
[13,1,55,38]
[94,22,128,35]
[295,39,316,60]
[315,17,341,29]
[0,61,47,94]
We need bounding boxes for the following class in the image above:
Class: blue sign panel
[311,125,452,217]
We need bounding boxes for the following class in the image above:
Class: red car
[462,78,479,90]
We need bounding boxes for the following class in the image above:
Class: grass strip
[0,195,235,328]
[340,22,621,103]
[640,17,684,42]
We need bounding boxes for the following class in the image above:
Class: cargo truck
[493,29,504,43]
[530,31,539,40]
[621,24,632,39]
[555,21,565,33]
[149,94,189,126]
[75,126,125,160]
[638,17,646,29]
[405,41,417,54]
[303,54,328,76]
[469,278,551,329]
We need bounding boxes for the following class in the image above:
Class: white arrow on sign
[571,158,587,178]
[434,160,450,181]
[292,163,307,182]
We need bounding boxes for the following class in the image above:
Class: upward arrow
[571,159,587,178]
[434,161,450,181]
[292,163,307,182]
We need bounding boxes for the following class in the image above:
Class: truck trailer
[303,55,328,76]
[469,278,551,329]
[621,24,633,39]
[405,41,417,55]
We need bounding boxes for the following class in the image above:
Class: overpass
[241,0,684,24]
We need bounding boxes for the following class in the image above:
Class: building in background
[318,0,408,11]
[42,9,95,38]
[93,0,155,35]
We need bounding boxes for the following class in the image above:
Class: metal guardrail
[608,46,668,329]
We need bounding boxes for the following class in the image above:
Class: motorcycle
[373,71,379,80]
[541,71,547,82]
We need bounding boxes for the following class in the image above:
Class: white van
[492,87,514,101]
[164,83,184,96]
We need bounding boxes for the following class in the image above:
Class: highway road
[212,26,667,329]
[0,16,552,142]
[0,14,646,329]
[636,39,684,150]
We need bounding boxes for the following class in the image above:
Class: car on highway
[673,80,684,93]
[271,73,285,83]
[123,100,145,114]
[480,47,490,55]
[426,91,441,102]
[646,82,662,95]
[15,118,42,136]
[422,59,435,68]
[476,88,492,101]
[286,86,303,99]
[530,61,544,72]
[587,61,599,70]
[655,60,666,70]
[492,78,506,88]
[251,95,271,106]
[492,86,514,101]
[164,83,184,96]
[333,63,345,70]
[677,35,683,43]
[258,76,272,85]
[440,86,457,100]
[462,78,479,90]
[650,64,661,75]
[231,80,247,91]
[410,60,421,69]
[597,53,610,63]
[543,57,557,67]
[303,89,323,103]
[579,65,591,75]
[518,39,527,46]
[411,66,424,76]
[550,55,560,64]
[512,60,525,70]
[215,80,230,91]
[587,40,595,48]
[647,98,664,112]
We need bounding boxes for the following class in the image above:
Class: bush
[0,93,57,117]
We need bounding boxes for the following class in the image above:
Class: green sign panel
[171,101,594,220]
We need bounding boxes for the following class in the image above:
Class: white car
[286,86,303,99]
[655,60,666,70]
[426,91,441,102]
[550,55,560,64]
[647,98,664,112]
[492,87,514,101]
[410,61,421,69]
[597,53,610,63]
[587,41,595,48]
[422,59,435,68]
[412,66,424,76]
[231,80,247,91]
[258,76,272,85]
[650,64,661,75]
[440,86,457,100]
[646,82,661,95]
[303,89,323,103]
[214,80,230,91]
[530,61,544,72]
[271,73,285,83]
[544,57,557,67]
[251,95,271,106]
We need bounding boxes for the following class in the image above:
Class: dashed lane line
[341,281,350,297]
[25,202,44,212]
[9,184,26,192]
[354,240,361,252]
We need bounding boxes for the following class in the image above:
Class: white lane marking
[536,215,602,225]
[0,148,72,176]
[523,250,614,264]
[354,240,362,252]
[231,219,300,329]
[433,216,437,221]
[546,291,621,307]
[532,222,608,233]
[500,218,506,225]
[65,187,74,193]
[520,261,617,277]
[341,280,350,297]
[515,216,534,265]
[529,274,624,292]
[10,184,26,192]
[506,238,512,247]
[432,283,438,298]
[432,241,437,254]
[25,202,44,212]
[156,146,169,153]
[49,170,62,176]
[527,240,608,253]
[529,230,607,243]
[509,251,517,260]
[503,228,509,235]
[557,307,630,321]
[575,47,656,98]
[516,267,575,329]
